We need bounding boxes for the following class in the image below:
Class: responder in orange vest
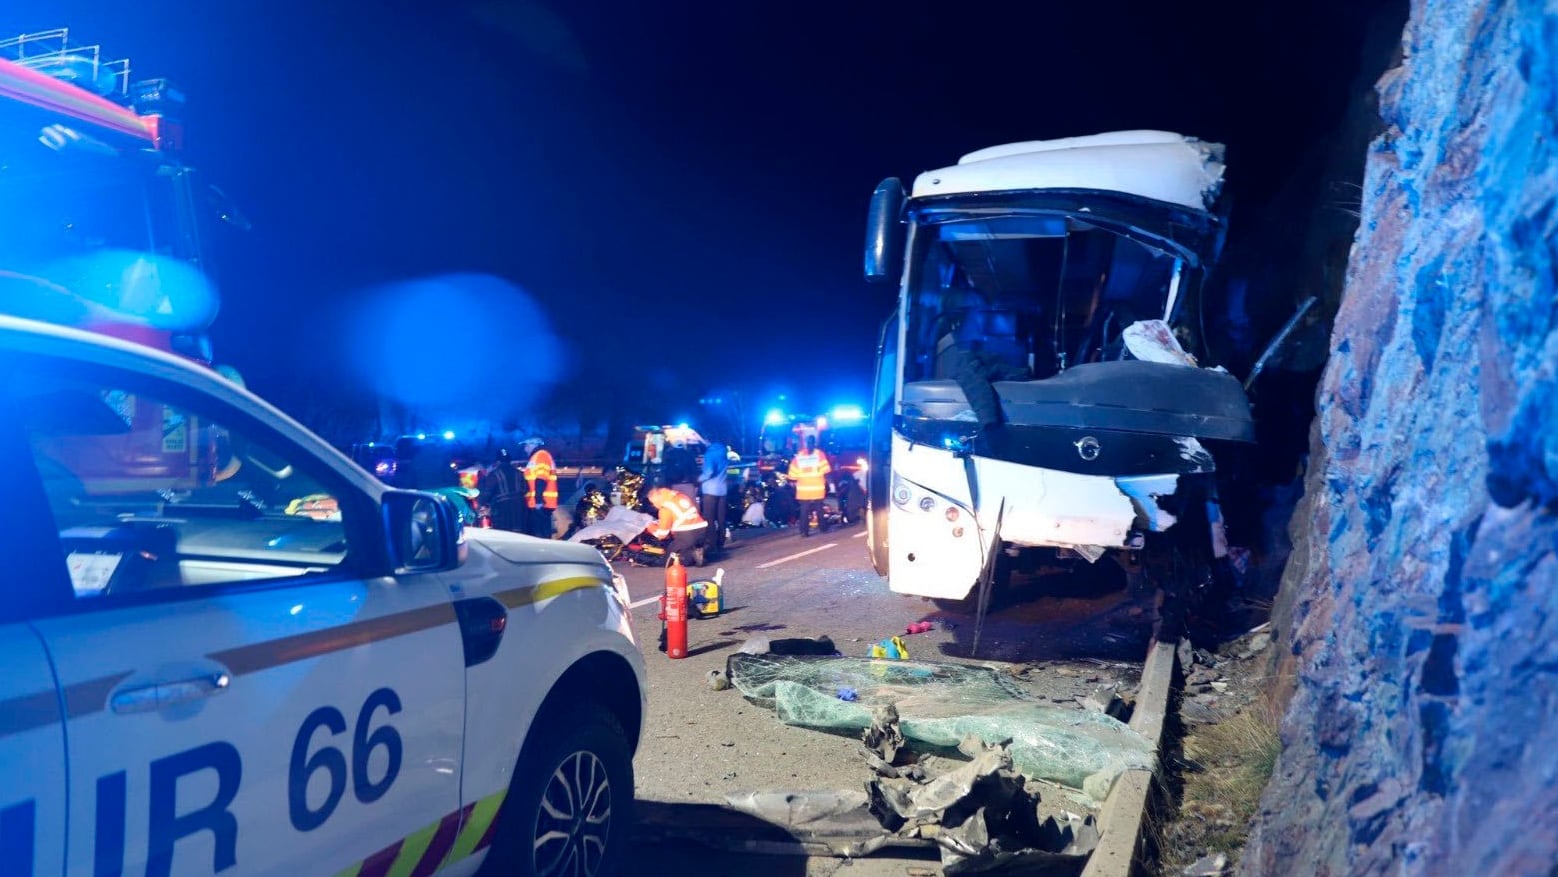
[646,487,708,566]
[787,434,831,537]
[521,437,559,538]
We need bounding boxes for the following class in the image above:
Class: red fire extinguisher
[663,553,688,659]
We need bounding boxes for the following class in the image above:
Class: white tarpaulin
[567,505,654,545]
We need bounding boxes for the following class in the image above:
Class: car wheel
[487,703,634,877]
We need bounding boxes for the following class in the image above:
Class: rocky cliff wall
[1243,1,1558,875]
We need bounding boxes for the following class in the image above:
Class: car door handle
[110,672,232,714]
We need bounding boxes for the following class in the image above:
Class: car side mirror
[383,490,467,573]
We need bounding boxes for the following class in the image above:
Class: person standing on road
[521,436,559,538]
[479,448,525,532]
[787,434,831,537]
[646,487,708,566]
[699,434,730,558]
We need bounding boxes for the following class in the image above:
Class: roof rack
[0,28,131,99]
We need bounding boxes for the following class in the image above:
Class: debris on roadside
[707,669,731,691]
[737,635,839,656]
[1076,684,1133,722]
[725,654,1154,799]
[869,635,911,660]
[1183,851,1231,875]
[866,735,1098,873]
[721,730,1100,873]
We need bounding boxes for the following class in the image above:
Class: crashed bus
[861,131,1255,609]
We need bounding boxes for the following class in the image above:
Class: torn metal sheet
[725,790,875,829]
[1116,473,1181,531]
[868,737,1100,874]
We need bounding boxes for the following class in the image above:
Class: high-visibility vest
[788,449,831,501]
[524,448,559,509]
[650,489,706,537]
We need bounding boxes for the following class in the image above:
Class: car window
[15,369,355,598]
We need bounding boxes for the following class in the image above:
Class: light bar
[0,56,156,143]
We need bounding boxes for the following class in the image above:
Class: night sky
[23,0,1393,446]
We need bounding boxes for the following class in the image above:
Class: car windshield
[14,370,352,596]
[903,213,1183,382]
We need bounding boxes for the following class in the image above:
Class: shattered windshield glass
[904,214,1184,382]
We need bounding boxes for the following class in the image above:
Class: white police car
[0,315,646,876]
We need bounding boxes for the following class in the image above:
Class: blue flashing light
[442,430,456,440]
[678,422,689,430]
[367,441,376,447]
[831,404,865,423]
[416,433,427,440]
[765,409,786,426]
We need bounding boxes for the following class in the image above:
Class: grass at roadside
[1155,681,1286,872]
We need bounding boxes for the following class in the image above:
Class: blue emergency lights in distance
[764,409,787,426]
[830,404,865,423]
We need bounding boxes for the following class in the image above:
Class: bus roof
[0,56,157,145]
[911,130,1225,212]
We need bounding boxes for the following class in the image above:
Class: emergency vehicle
[0,28,241,355]
[0,29,250,505]
[757,408,870,482]
[622,423,707,469]
[0,314,647,875]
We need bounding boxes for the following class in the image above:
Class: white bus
[861,131,1257,622]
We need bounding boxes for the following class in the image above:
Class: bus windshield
[903,213,1184,383]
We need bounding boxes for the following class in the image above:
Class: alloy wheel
[532,750,612,876]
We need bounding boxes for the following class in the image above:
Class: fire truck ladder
[0,28,131,98]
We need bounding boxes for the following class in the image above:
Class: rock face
[1244,2,1558,875]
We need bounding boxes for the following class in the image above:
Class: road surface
[609,520,1157,876]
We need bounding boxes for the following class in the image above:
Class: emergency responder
[521,437,559,538]
[645,486,707,566]
[788,434,831,537]
[698,434,730,558]
[479,448,525,532]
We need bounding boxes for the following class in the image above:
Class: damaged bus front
[862,131,1254,603]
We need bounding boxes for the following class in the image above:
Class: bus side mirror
[864,177,905,284]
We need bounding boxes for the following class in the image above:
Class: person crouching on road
[521,437,559,538]
[788,434,831,537]
[646,487,708,566]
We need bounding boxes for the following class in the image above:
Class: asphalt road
[611,520,1157,877]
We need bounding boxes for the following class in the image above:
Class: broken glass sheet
[727,654,1154,795]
